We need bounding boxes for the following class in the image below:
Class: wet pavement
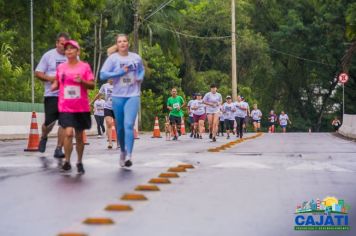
[0,132,355,236]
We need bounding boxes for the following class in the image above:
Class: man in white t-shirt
[234,95,248,138]
[35,32,70,158]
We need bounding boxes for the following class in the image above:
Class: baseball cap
[226,95,232,99]
[195,92,202,96]
[64,40,80,50]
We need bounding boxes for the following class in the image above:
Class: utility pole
[30,0,35,105]
[231,0,238,100]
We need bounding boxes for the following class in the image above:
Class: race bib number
[64,85,80,99]
[173,103,180,109]
[120,73,134,86]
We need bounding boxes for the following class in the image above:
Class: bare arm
[35,71,56,83]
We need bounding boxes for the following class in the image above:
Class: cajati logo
[294,196,351,231]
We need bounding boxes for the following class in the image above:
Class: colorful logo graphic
[294,197,351,231]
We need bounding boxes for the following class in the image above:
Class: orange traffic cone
[112,122,117,141]
[152,116,162,138]
[24,111,40,152]
[180,117,186,135]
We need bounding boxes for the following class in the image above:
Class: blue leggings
[112,96,140,155]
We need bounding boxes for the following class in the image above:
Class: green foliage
[141,89,164,131]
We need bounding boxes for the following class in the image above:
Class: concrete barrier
[338,114,356,139]
[0,111,98,140]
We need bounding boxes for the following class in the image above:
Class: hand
[123,66,129,73]
[45,75,56,83]
[74,74,82,84]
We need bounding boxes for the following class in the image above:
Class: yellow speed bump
[83,218,114,225]
[58,233,88,236]
[105,204,133,211]
[178,164,194,169]
[121,193,148,201]
[135,185,160,191]
[159,173,180,178]
[167,167,186,172]
[149,178,171,184]
[208,148,220,152]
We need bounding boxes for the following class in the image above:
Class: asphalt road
[0,132,355,236]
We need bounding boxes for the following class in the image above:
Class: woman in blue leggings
[100,34,144,167]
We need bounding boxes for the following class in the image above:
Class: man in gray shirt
[35,32,70,158]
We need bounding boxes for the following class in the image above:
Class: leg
[207,114,213,138]
[63,127,74,163]
[74,129,84,163]
[212,114,219,138]
[94,115,101,135]
[112,98,126,152]
[99,116,105,134]
[105,116,114,147]
[123,97,140,156]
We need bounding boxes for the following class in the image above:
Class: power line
[147,21,231,39]
[144,0,175,21]
[269,48,335,67]
[147,21,334,67]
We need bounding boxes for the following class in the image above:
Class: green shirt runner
[167,96,185,117]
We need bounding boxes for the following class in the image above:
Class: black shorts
[224,119,234,130]
[169,115,182,125]
[253,119,261,123]
[104,108,115,119]
[44,96,59,126]
[59,112,92,131]
[268,122,275,127]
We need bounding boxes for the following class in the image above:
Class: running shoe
[76,163,85,174]
[212,137,217,142]
[97,135,102,138]
[190,132,194,138]
[173,136,178,141]
[120,152,126,167]
[199,135,203,139]
[38,137,48,153]
[108,144,113,149]
[178,130,181,136]
[61,162,71,172]
[125,159,132,167]
[227,135,230,139]
[54,147,65,158]
[209,133,213,139]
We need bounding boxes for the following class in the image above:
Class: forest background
[1,0,355,131]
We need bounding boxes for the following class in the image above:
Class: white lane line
[211,161,272,169]
[287,162,353,172]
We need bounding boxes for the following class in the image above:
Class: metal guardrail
[0,101,44,112]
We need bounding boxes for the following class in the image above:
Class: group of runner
[167,85,292,141]
[35,32,144,173]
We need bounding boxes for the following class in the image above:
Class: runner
[51,40,95,174]
[268,110,278,133]
[222,96,236,139]
[187,94,196,138]
[331,116,342,131]
[167,88,185,141]
[92,79,116,148]
[93,94,105,138]
[35,32,70,158]
[100,34,145,167]
[250,103,262,132]
[218,110,225,137]
[279,111,291,133]
[243,98,250,133]
[191,93,206,139]
[234,95,248,139]
[203,84,222,142]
